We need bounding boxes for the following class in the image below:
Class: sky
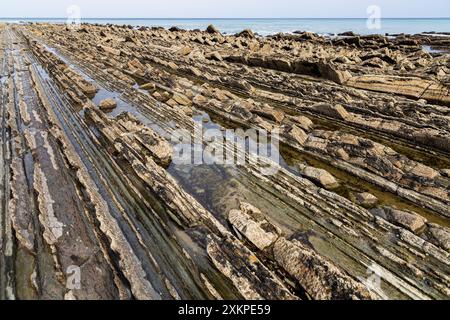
[0,0,448,19]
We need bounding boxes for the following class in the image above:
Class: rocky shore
[0,22,449,300]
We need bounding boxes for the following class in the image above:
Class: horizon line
[1,17,450,20]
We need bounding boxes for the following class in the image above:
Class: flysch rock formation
[0,22,449,300]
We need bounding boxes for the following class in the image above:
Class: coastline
[1,17,450,36]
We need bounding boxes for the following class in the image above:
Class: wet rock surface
[0,23,449,300]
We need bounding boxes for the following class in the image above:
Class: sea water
[1,18,449,36]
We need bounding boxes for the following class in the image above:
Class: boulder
[408,163,439,181]
[169,26,183,32]
[206,24,221,34]
[337,36,361,47]
[252,116,274,132]
[385,208,427,234]
[294,31,318,40]
[339,31,357,37]
[317,62,352,84]
[77,27,89,34]
[236,29,255,38]
[298,164,339,189]
[179,105,193,117]
[285,125,308,145]
[98,98,117,111]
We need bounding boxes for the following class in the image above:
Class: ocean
[0,18,449,36]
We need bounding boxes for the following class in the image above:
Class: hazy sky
[0,0,448,18]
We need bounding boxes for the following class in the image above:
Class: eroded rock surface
[0,23,449,301]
